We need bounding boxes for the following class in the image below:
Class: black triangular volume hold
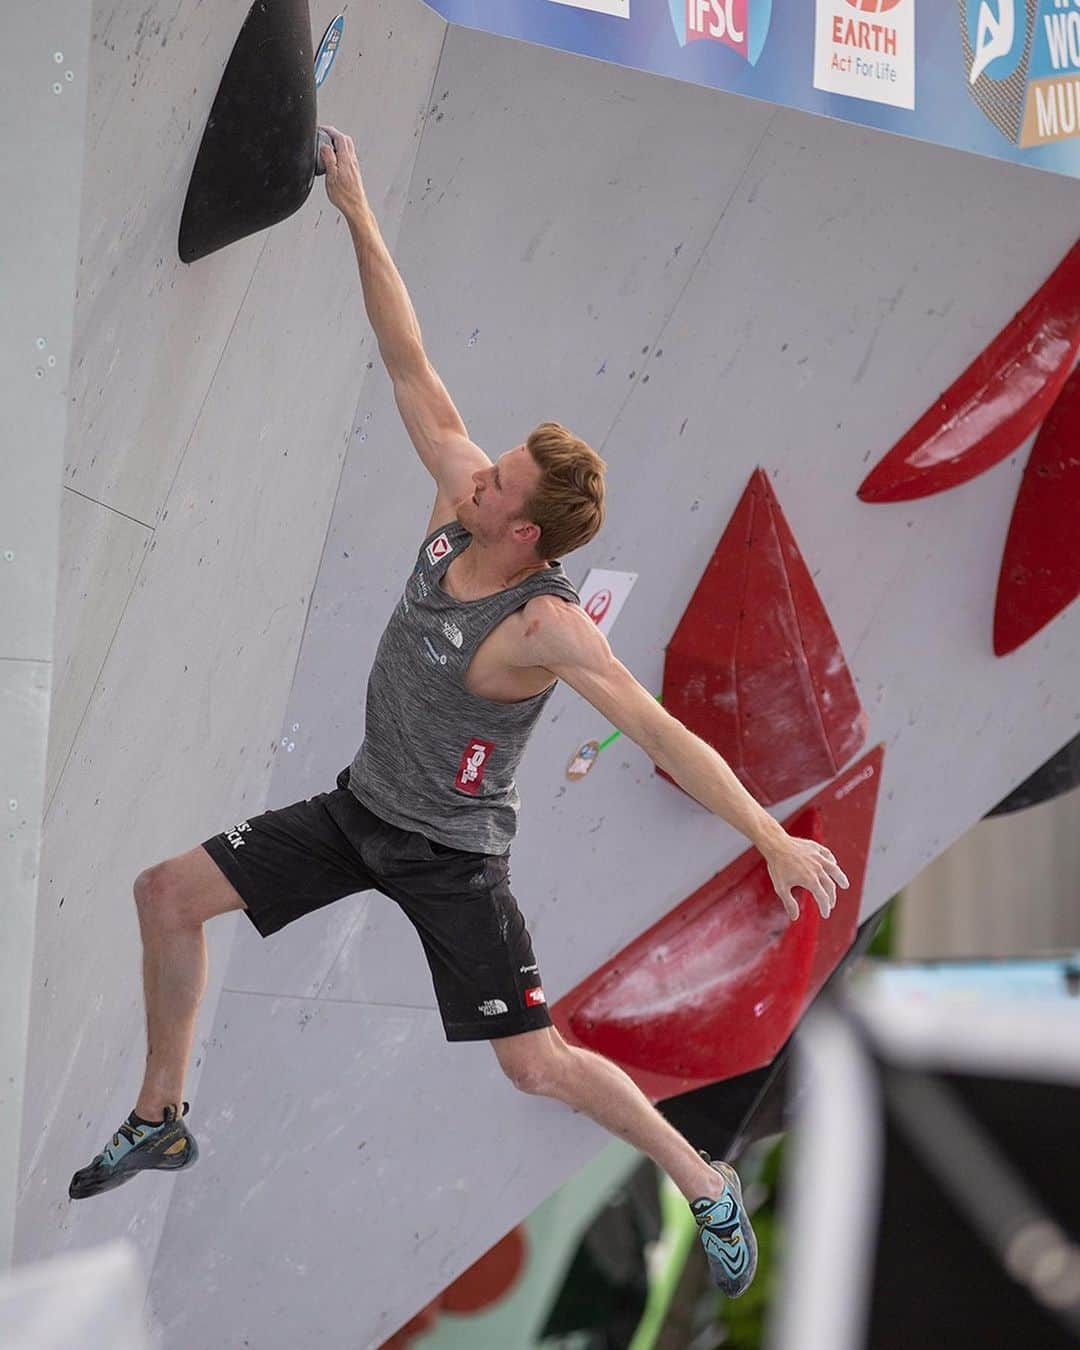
[985,731,1080,817]
[179,0,319,264]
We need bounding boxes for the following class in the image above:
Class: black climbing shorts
[201,767,552,1043]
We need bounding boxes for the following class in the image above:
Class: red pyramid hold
[553,746,886,1100]
[660,467,867,806]
[994,362,1080,656]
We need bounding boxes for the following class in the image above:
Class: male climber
[69,127,849,1298]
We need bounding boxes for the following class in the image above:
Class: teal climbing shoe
[690,1150,759,1298]
[69,1101,198,1200]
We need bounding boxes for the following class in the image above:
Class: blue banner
[420,0,1080,181]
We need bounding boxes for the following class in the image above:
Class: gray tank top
[349,520,581,854]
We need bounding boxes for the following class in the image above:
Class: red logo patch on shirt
[525,987,547,1007]
[455,738,495,795]
[426,532,451,566]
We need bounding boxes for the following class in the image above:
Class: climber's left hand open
[763,835,849,922]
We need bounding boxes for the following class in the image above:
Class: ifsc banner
[419,0,1080,181]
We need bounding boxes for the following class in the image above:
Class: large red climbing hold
[858,240,1080,502]
[994,362,1080,656]
[441,1226,529,1313]
[660,467,867,806]
[553,746,885,1102]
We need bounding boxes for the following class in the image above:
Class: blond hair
[522,422,606,561]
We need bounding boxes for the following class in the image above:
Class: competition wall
[10,2,1080,1347]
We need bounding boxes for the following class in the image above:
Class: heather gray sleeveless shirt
[348,520,581,854]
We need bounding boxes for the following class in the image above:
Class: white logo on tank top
[423,636,448,666]
[441,619,464,648]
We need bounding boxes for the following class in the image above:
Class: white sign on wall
[577,568,638,637]
[813,0,915,111]
[547,0,629,16]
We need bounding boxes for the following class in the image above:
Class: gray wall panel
[67,0,269,524]
[2,0,92,1275]
[226,888,440,1013]
[45,492,149,808]
[149,994,604,1348]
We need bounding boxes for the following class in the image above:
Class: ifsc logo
[966,0,1025,84]
[667,0,774,67]
[960,0,1040,146]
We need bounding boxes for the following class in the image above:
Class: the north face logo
[525,987,547,1007]
[455,738,495,795]
[425,533,451,566]
[441,619,464,648]
[478,999,508,1017]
